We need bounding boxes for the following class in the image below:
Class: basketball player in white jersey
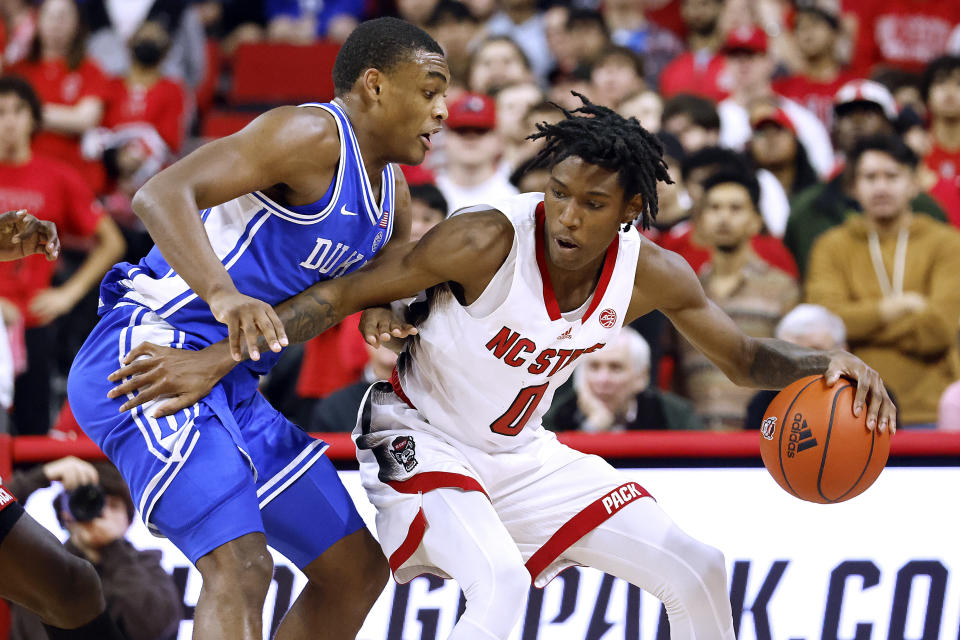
[112,96,896,639]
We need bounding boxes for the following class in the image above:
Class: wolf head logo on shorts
[761,416,777,440]
[391,436,418,472]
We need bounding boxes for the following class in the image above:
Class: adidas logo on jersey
[556,328,572,340]
[0,487,14,507]
[786,413,818,457]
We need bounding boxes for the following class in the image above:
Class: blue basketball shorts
[67,303,365,567]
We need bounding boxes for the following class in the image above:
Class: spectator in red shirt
[922,57,960,188]
[773,5,857,131]
[0,0,36,66]
[658,0,727,100]
[0,75,124,435]
[101,20,188,155]
[11,0,109,194]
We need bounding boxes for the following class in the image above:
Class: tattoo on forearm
[256,289,340,353]
[748,338,831,388]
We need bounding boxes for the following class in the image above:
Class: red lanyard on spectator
[867,228,909,297]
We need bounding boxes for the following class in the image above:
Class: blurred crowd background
[2,0,960,450]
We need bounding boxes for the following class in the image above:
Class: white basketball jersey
[395,192,642,452]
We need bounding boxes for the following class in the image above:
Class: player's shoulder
[633,240,703,307]
[244,105,341,167]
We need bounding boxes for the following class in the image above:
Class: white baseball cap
[833,79,898,121]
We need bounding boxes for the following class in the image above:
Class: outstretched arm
[107,210,515,416]
[628,244,896,432]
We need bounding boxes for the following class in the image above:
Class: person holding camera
[7,459,182,640]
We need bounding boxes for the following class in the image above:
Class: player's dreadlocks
[518,93,672,230]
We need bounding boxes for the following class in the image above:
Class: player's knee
[47,557,104,628]
[198,538,274,604]
[471,559,530,618]
[669,531,728,603]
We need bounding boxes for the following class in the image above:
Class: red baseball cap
[722,25,768,55]
[446,93,497,131]
[750,107,796,135]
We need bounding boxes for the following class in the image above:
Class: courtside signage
[25,467,959,639]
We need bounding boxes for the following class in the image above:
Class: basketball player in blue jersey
[67,18,446,640]
[112,97,896,640]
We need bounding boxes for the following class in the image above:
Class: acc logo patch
[372,231,384,253]
[391,436,418,472]
[761,416,777,440]
[599,308,617,328]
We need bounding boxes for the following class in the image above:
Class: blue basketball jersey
[98,102,396,375]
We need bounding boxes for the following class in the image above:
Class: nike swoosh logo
[340,204,359,216]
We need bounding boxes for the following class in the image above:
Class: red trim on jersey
[581,238,619,323]
[525,481,653,583]
[534,202,621,324]
[389,507,427,573]
[0,484,18,513]
[390,366,416,409]
[386,471,488,498]
[534,203,562,321]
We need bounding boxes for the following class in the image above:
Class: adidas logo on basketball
[787,413,818,458]
[556,328,572,340]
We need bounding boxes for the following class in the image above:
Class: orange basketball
[758,375,890,503]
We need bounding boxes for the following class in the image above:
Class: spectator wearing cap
[8,460,182,640]
[922,57,960,193]
[717,24,835,178]
[589,46,645,109]
[743,304,848,430]
[772,4,857,131]
[746,105,819,200]
[785,79,948,276]
[466,35,533,94]
[676,170,799,430]
[659,0,727,101]
[601,0,684,88]
[806,135,960,428]
[426,1,481,90]
[485,0,553,83]
[436,92,518,214]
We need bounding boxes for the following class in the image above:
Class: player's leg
[416,488,531,640]
[0,498,129,639]
[68,304,273,639]
[563,497,735,640]
[0,501,101,628]
[192,532,274,639]
[262,454,388,640]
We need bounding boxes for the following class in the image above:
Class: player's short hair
[518,93,671,229]
[776,304,846,347]
[332,17,443,96]
[701,169,761,212]
[921,55,960,104]
[662,94,721,132]
[0,75,43,132]
[409,183,448,216]
[849,134,919,172]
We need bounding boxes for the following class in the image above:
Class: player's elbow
[723,337,759,387]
